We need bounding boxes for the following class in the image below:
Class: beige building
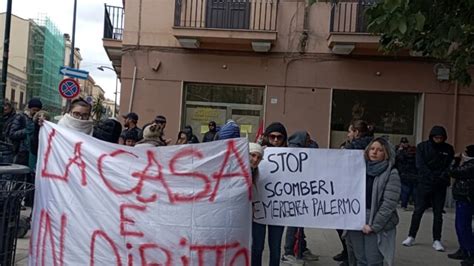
[103,98,118,118]
[0,13,30,110]
[102,1,474,150]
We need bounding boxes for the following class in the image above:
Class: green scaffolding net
[27,15,64,117]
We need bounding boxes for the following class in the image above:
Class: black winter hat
[264,122,288,138]
[466,145,474,157]
[28,98,43,109]
[429,125,447,140]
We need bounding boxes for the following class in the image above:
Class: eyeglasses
[71,111,90,120]
[268,134,284,141]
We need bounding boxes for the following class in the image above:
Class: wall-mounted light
[252,41,272,53]
[331,43,355,55]
[178,38,200,49]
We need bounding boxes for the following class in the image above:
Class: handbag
[452,179,471,201]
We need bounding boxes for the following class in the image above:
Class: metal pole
[65,0,78,113]
[70,0,77,68]
[114,76,118,116]
[0,0,13,139]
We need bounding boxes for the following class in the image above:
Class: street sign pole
[65,0,78,113]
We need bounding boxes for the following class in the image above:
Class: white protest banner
[29,122,252,266]
[253,147,366,230]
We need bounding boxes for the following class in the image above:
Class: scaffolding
[27,15,64,117]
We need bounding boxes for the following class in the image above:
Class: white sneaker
[302,250,319,261]
[281,255,305,265]
[432,240,445,251]
[402,236,415,247]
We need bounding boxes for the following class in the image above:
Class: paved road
[15,207,460,265]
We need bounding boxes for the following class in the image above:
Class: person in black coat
[396,138,418,210]
[202,121,217,142]
[334,120,373,263]
[183,125,200,144]
[447,145,474,264]
[402,125,454,252]
[7,98,43,165]
[93,118,123,144]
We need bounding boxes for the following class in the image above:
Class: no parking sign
[58,78,81,99]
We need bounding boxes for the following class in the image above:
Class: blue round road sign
[59,78,81,99]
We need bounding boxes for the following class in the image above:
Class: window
[11,89,16,105]
[330,90,419,147]
[183,83,265,141]
[19,92,24,110]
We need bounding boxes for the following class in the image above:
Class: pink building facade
[103,0,474,150]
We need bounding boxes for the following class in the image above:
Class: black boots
[448,249,468,260]
[461,251,474,266]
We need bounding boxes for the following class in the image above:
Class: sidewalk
[15,207,460,265]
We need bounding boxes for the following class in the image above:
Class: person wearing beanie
[249,142,265,266]
[402,125,454,252]
[281,131,320,264]
[215,120,240,140]
[263,122,287,147]
[28,98,43,111]
[7,97,43,165]
[447,144,474,264]
[252,122,287,266]
[202,121,217,142]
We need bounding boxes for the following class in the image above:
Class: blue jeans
[400,182,416,208]
[455,201,474,253]
[251,222,284,266]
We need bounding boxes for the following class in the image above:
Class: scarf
[366,160,389,176]
[58,113,94,135]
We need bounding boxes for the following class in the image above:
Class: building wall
[115,2,474,151]
[0,14,30,109]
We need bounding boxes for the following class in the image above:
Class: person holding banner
[252,122,288,266]
[58,98,93,135]
[335,120,373,263]
[281,131,320,264]
[346,137,401,266]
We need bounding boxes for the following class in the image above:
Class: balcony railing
[103,4,124,40]
[330,0,377,33]
[174,0,279,31]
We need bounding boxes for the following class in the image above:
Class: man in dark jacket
[202,121,217,142]
[396,138,418,210]
[119,112,141,144]
[7,98,42,165]
[402,125,454,252]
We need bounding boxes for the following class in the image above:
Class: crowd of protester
[2,96,474,266]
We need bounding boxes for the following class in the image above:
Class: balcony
[173,0,279,52]
[102,4,123,76]
[327,0,379,54]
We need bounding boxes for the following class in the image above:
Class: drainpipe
[298,2,310,54]
[129,66,137,112]
[452,81,458,150]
